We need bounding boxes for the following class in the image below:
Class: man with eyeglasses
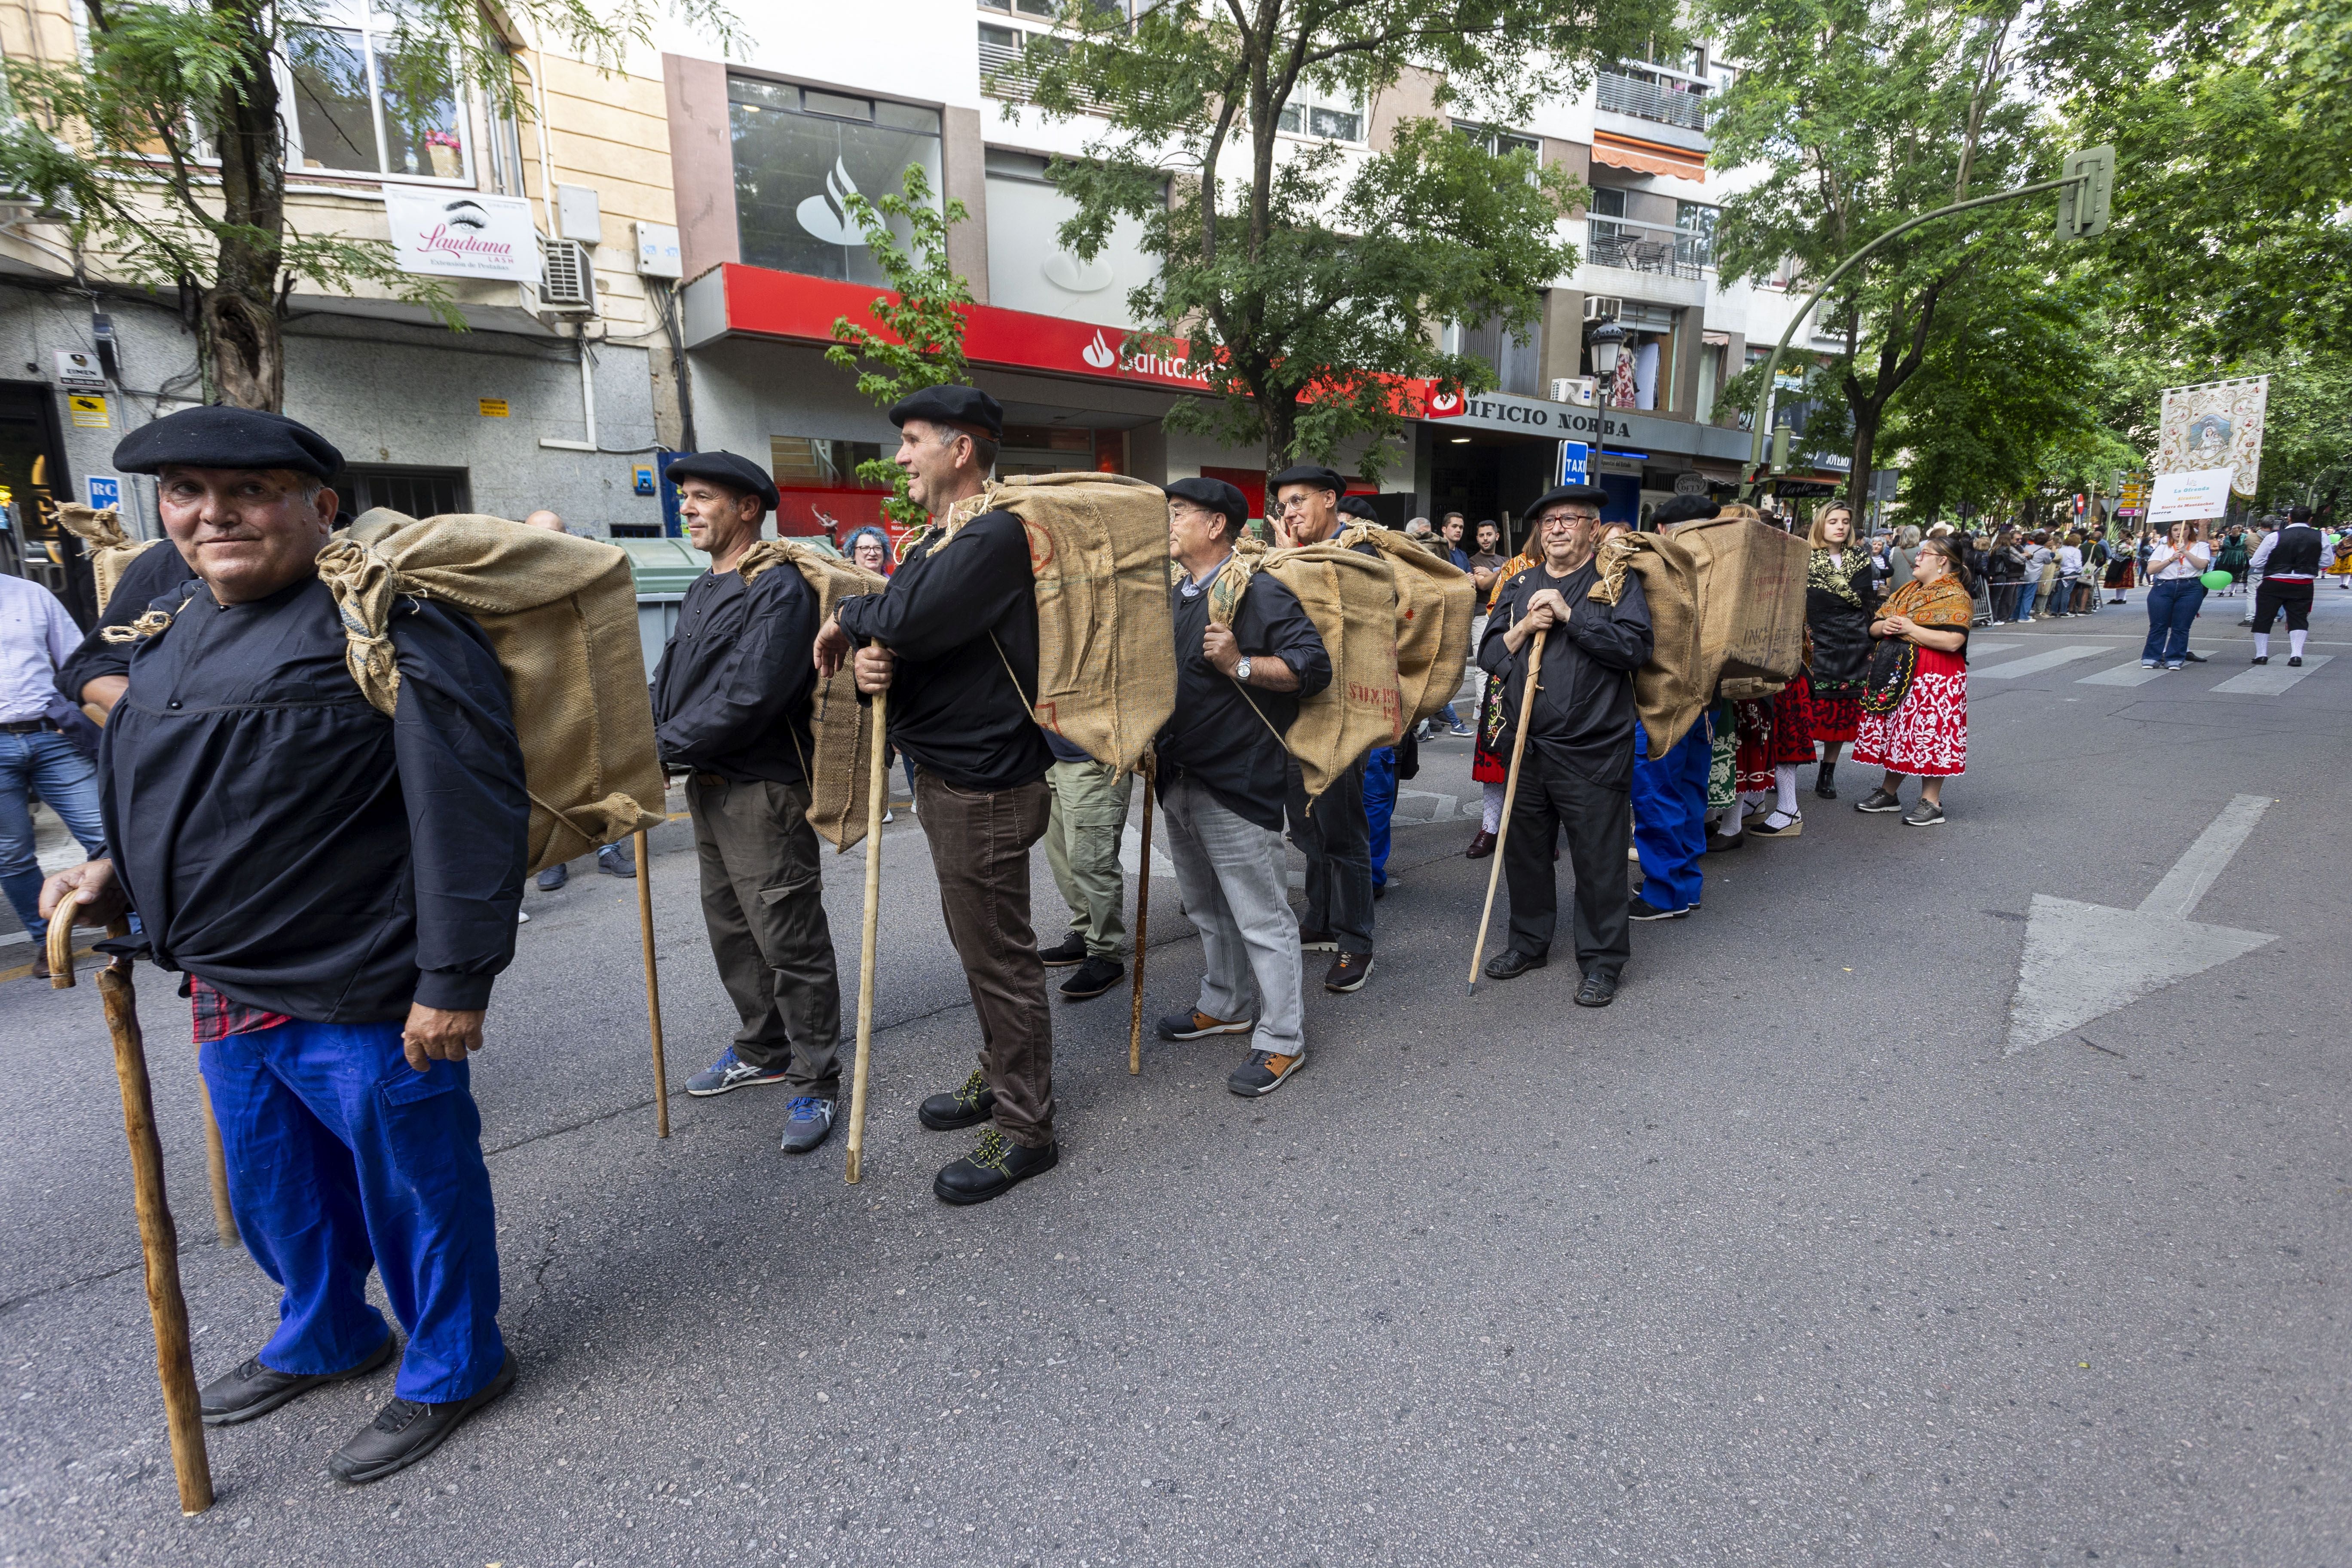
[1474,485,1654,1008]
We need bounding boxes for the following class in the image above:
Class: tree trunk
[204,8,288,410]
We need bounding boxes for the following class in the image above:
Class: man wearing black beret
[1265,461,1380,993]
[813,384,1067,1206]
[42,402,527,1482]
[651,450,844,1158]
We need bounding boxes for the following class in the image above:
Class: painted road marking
[2077,662,2167,687]
[2208,654,2332,695]
[1973,644,2110,680]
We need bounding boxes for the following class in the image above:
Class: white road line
[2208,654,2333,695]
[1969,640,2025,654]
[2138,794,2271,920]
[1972,644,2110,680]
[2077,662,2167,687]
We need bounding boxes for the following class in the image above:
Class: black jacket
[104,575,527,1021]
[1155,560,1332,831]
[833,509,1053,793]
[650,564,818,784]
[53,539,202,704]
[1477,557,1653,791]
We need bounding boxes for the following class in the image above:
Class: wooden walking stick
[1467,628,1547,995]
[1127,752,1155,1075]
[193,1079,237,1246]
[845,689,889,1184]
[49,913,214,1514]
[635,827,669,1138]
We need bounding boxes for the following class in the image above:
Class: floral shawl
[1807,546,1872,609]
[1878,573,1974,636]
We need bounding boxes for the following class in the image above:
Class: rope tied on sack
[54,503,136,551]
[1588,533,1640,606]
[312,537,407,717]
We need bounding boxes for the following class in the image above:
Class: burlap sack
[1338,524,1477,728]
[739,540,888,851]
[940,472,1174,775]
[313,509,667,876]
[53,504,162,613]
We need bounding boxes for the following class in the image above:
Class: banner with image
[2154,376,2268,498]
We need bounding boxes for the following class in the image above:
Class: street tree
[1014,0,1670,478]
[0,0,732,411]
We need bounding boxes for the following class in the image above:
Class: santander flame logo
[1424,388,1464,418]
[796,159,866,246]
[1081,330,1118,370]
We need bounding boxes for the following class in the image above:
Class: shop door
[0,383,94,627]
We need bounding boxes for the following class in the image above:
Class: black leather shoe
[918,1069,995,1131]
[202,1334,396,1426]
[1574,971,1619,1008]
[327,1352,516,1484]
[1482,948,1547,980]
[1037,933,1087,968]
[1058,956,1124,1000]
[934,1128,1059,1205]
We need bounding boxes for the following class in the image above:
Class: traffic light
[2058,145,2115,240]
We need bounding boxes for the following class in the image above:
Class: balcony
[1586,219,1711,281]
[980,35,1112,113]
[1597,71,1713,133]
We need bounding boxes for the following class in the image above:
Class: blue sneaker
[685,1048,792,1097]
[779,1096,835,1154]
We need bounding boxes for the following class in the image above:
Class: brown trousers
[686,774,843,1094]
[913,768,1055,1146]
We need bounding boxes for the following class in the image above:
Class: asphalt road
[3,582,2346,1566]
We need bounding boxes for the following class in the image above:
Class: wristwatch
[1234,656,1254,684]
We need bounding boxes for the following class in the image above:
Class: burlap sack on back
[312,509,667,876]
[739,540,888,851]
[1338,524,1477,728]
[54,504,161,613]
[940,472,1174,775]
[1207,536,1401,803]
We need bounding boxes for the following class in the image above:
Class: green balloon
[2199,569,2232,591]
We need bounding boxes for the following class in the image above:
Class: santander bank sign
[384,190,542,285]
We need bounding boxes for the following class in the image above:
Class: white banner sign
[2146,466,2236,524]
[383,189,541,283]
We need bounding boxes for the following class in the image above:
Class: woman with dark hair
[1852,534,1973,827]
[1804,499,1876,800]
[843,525,894,576]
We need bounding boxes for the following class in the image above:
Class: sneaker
[1058,956,1124,1001]
[918,1069,996,1131]
[1158,1009,1254,1041]
[1297,925,1338,952]
[1037,933,1088,968]
[1902,800,1945,828]
[2141,660,2158,669]
[1227,1048,1305,1097]
[1854,789,1902,814]
[327,1353,517,1485]
[685,1048,792,1097]
[1747,810,1802,838]
[1628,896,1689,921]
[778,1096,835,1154]
[934,1127,1058,1205]
[201,1334,396,1427]
[1323,951,1374,993]
[1447,720,1474,737]
[534,862,568,891]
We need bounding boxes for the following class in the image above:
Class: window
[336,465,470,517]
[285,23,469,181]
[1275,92,1363,142]
[729,75,943,284]
[1675,201,1717,270]
[978,0,1057,12]
[1456,122,1541,161]
[771,437,885,490]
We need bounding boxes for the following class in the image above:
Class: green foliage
[1019,0,1672,475]
[824,165,975,527]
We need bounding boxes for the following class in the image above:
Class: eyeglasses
[1539,511,1596,529]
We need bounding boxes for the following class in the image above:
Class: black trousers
[1503,755,1632,978]
[1284,757,1374,952]
[2254,579,2313,633]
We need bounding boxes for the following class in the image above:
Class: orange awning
[1592,130,1706,183]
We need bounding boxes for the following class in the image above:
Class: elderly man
[655,451,844,1156]
[1476,484,1653,1007]
[1268,462,1378,992]
[1153,476,1332,1096]
[41,405,526,1482]
[815,385,1061,1206]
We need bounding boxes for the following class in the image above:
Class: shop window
[769,436,889,539]
[285,22,469,181]
[729,76,943,285]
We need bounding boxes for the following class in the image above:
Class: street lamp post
[1587,318,1626,407]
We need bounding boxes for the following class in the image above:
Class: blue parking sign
[1557,441,1589,486]
[86,475,120,511]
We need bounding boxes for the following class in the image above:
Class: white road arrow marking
[2003,794,2277,1054]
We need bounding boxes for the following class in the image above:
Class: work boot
[327,1353,517,1485]
[1058,956,1124,1001]
[934,1127,1058,1206]
[201,1335,395,1427]
[919,1069,996,1131]
[1323,952,1374,993]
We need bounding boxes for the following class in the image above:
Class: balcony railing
[980,37,1115,113]
[1597,70,1714,133]
[1586,219,1711,280]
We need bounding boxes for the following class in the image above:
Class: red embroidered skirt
[1852,646,1967,777]
[1734,669,1817,791]
[1810,693,1862,744]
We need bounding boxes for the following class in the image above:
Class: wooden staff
[49,914,214,1514]
[634,827,669,1139]
[193,1077,237,1246]
[1127,753,1155,1075]
[1468,628,1546,994]
[845,689,889,1184]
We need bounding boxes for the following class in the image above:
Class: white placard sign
[383,189,541,283]
[2146,466,2236,524]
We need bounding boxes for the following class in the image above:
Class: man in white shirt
[2248,507,2323,665]
[0,572,109,974]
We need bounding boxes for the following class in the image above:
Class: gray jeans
[1163,773,1305,1060]
[686,774,843,1094]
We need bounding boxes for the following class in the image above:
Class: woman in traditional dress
[1852,533,1973,827]
[1464,532,1545,857]
[1803,500,1876,801]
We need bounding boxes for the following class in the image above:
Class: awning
[1592,130,1706,183]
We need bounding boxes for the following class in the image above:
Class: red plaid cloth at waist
[190,977,292,1046]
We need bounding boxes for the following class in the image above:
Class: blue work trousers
[201,1018,505,1403]
[2141,579,2207,666]
[1363,746,1399,888]
[1631,718,1711,914]
[0,728,108,943]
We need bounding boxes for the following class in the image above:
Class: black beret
[114,405,342,481]
[889,384,1004,441]
[1648,494,1721,528]
[665,450,780,512]
[1337,496,1381,521]
[1526,484,1610,517]
[1164,475,1247,529]
[1268,463,1344,496]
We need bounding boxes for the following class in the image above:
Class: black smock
[1156,560,1332,831]
[1804,551,1878,700]
[833,510,1052,793]
[53,539,202,704]
[1477,559,1653,790]
[649,564,818,783]
[102,574,528,1022]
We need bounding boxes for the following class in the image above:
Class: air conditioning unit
[1583,295,1623,322]
[539,236,596,313]
[1550,376,1598,407]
